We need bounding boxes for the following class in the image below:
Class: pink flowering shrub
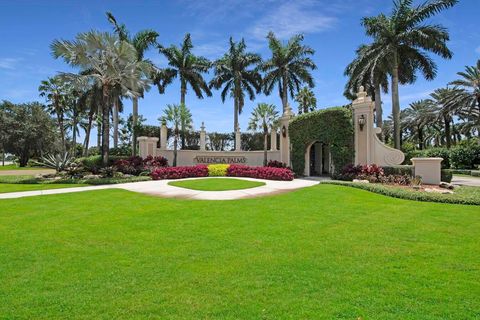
[114,155,168,175]
[227,164,294,181]
[151,165,208,180]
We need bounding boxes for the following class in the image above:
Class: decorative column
[279,103,293,166]
[160,122,168,150]
[200,122,206,151]
[270,128,277,151]
[137,137,159,158]
[235,126,241,151]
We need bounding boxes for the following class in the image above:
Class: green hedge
[321,181,480,206]
[382,165,413,176]
[76,155,128,173]
[289,107,354,176]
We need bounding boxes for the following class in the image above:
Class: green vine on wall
[289,107,354,176]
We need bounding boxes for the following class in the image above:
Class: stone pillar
[270,129,277,151]
[200,122,206,151]
[235,126,241,151]
[137,137,159,158]
[411,157,443,185]
[160,123,168,150]
[279,104,293,166]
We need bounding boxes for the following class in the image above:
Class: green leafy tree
[248,103,279,166]
[106,12,159,155]
[210,37,262,136]
[1,101,57,166]
[295,87,317,114]
[402,100,436,149]
[262,32,316,115]
[52,31,152,166]
[361,0,457,149]
[158,34,211,148]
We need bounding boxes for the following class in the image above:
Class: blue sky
[1,0,479,142]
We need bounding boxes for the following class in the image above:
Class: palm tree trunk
[374,83,383,141]
[102,85,110,167]
[391,51,401,149]
[83,111,94,157]
[113,99,119,149]
[97,104,102,154]
[418,126,424,150]
[234,98,239,139]
[173,127,178,167]
[281,75,288,114]
[444,115,452,148]
[263,129,268,166]
[132,97,138,156]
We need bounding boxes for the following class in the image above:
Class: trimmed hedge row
[321,181,480,206]
[227,165,294,181]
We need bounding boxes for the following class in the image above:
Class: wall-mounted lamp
[281,125,287,137]
[358,115,366,131]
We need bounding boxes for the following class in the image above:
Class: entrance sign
[194,155,247,164]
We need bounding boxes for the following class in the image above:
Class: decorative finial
[359,85,365,93]
[201,121,205,131]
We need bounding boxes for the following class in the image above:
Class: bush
[382,165,413,177]
[450,143,480,169]
[207,164,229,176]
[114,155,168,175]
[151,165,208,180]
[77,155,127,174]
[227,165,294,181]
[441,169,453,183]
[266,160,289,168]
[143,155,168,168]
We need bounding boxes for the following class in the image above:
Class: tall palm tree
[39,76,69,152]
[161,104,185,167]
[106,12,159,156]
[210,37,262,137]
[402,100,436,149]
[52,31,152,166]
[178,104,193,149]
[158,33,212,148]
[362,0,457,149]
[295,87,316,114]
[248,103,279,166]
[262,32,316,115]
[448,60,480,138]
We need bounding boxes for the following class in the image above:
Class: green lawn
[0,183,87,193]
[0,164,45,170]
[0,184,479,319]
[168,177,265,191]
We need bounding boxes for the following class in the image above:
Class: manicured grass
[0,174,151,185]
[0,183,87,193]
[0,184,479,319]
[168,177,265,191]
[0,164,45,170]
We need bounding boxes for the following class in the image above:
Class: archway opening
[304,141,331,176]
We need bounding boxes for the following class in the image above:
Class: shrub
[441,169,453,183]
[266,160,289,168]
[450,143,480,169]
[143,155,168,168]
[382,165,413,177]
[151,165,208,180]
[207,164,229,176]
[114,155,168,175]
[339,164,384,182]
[337,164,363,181]
[77,155,127,173]
[227,165,294,181]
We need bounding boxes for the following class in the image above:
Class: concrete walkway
[0,177,319,200]
[452,175,480,187]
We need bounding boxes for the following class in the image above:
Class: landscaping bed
[168,178,266,191]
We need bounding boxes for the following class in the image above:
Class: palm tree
[295,87,317,114]
[448,60,480,138]
[248,103,279,166]
[362,0,457,149]
[158,34,211,148]
[39,76,69,152]
[210,37,262,136]
[161,104,185,166]
[262,32,316,115]
[402,100,436,149]
[52,31,152,166]
[179,104,193,149]
[106,12,159,156]
[429,87,463,148]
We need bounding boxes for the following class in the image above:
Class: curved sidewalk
[0,177,319,200]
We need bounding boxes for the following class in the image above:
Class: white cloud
[0,58,22,70]
[249,1,337,40]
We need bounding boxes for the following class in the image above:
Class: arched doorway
[304,141,331,176]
